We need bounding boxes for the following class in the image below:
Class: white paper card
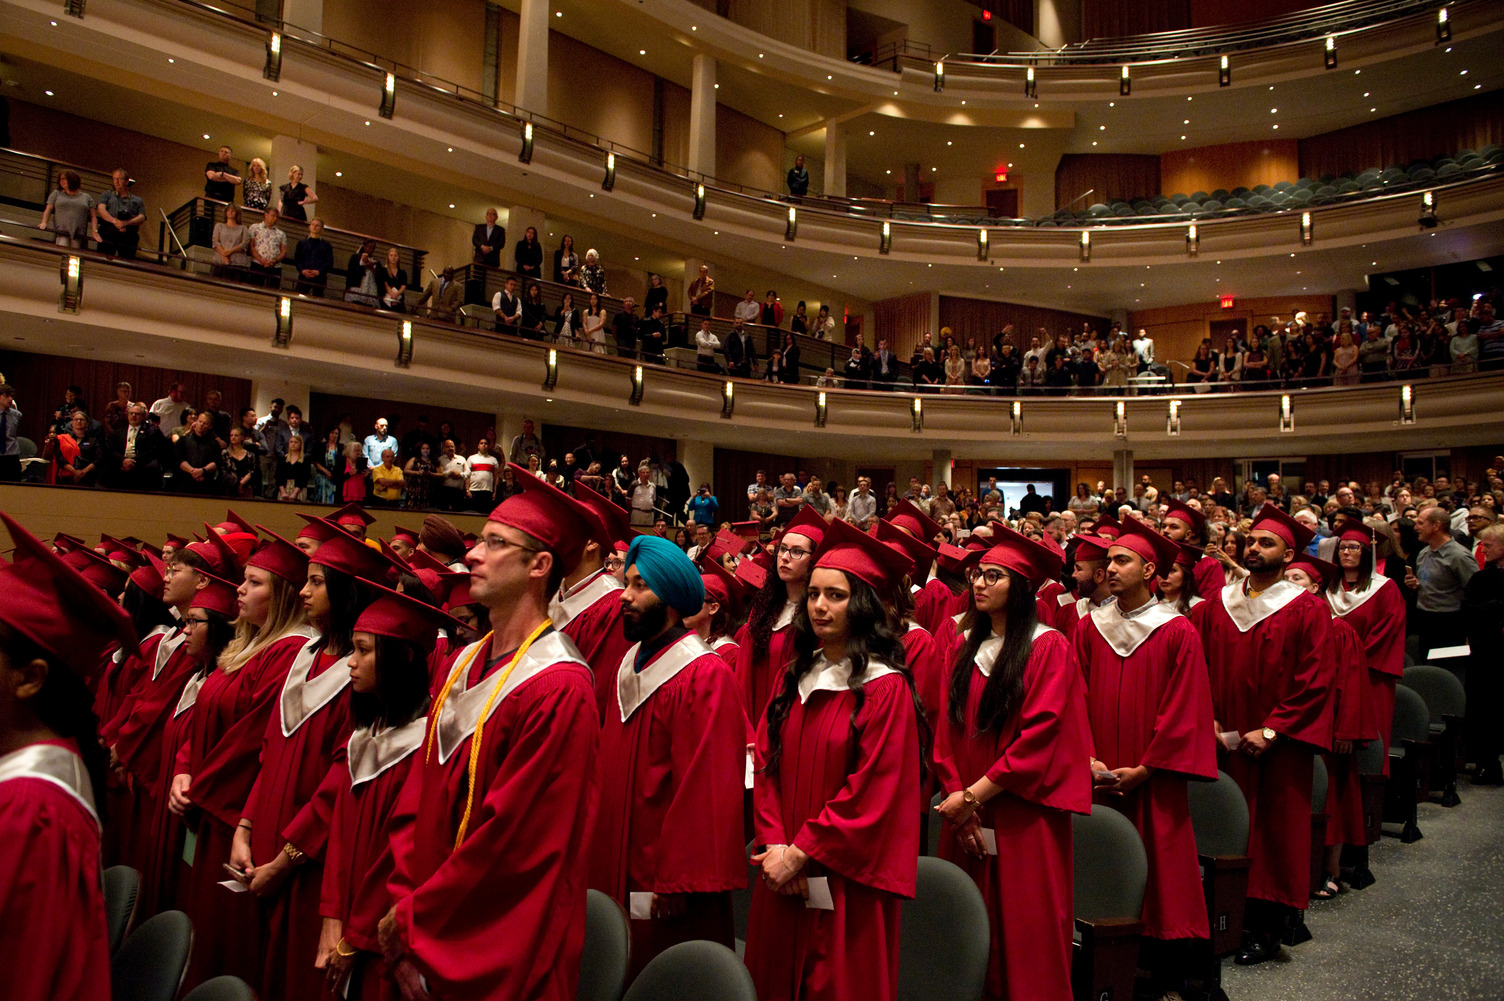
[629,891,654,920]
[1220,730,1242,751]
[1428,643,1470,660]
[744,749,755,790]
[182,827,198,866]
[218,878,249,893]
[979,827,999,856]
[804,877,834,910]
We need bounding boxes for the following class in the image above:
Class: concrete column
[1034,0,1081,48]
[822,123,846,198]
[515,0,550,114]
[688,54,717,179]
[282,0,323,35]
[250,378,310,422]
[931,449,953,488]
[1112,448,1134,494]
[507,205,547,258]
[1335,288,1359,316]
[903,162,920,202]
[679,438,715,499]
[270,135,317,219]
[496,413,525,461]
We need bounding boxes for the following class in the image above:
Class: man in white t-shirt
[1131,329,1155,373]
[464,438,499,512]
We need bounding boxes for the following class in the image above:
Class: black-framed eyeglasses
[182,616,211,629]
[603,556,625,570]
[966,567,1009,587]
[775,545,812,560]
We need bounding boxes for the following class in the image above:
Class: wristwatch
[961,789,977,806]
[1261,727,1278,742]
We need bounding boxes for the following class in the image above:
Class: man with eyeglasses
[1457,506,1496,557]
[380,464,600,1001]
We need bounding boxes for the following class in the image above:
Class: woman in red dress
[933,525,1094,1001]
[745,518,924,1001]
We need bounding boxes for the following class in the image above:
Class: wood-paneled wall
[1128,294,1334,370]
[0,350,251,443]
[874,292,935,358]
[1160,139,1299,199]
[1080,0,1190,38]
[1055,153,1162,208]
[726,0,846,59]
[938,296,1112,350]
[1298,90,1504,181]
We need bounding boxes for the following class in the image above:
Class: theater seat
[579,890,630,1001]
[111,911,192,1001]
[622,941,757,1001]
[103,865,141,956]
[1402,665,1466,807]
[181,977,255,1001]
[898,857,989,1001]
[1072,807,1146,1001]
[1188,771,1251,960]
[1384,685,1433,843]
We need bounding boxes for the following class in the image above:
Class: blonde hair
[219,571,307,672]
[288,164,303,181]
[250,157,267,179]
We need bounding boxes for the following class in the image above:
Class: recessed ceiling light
[1476,84,1483,90]
[44,90,54,97]
[1181,135,1187,140]
[1008,163,1012,168]
[1370,108,1376,113]
[1363,92,1370,97]
[1273,124,1279,129]
[203,133,211,139]
[885,169,891,174]
[168,58,174,63]
[555,10,561,15]
[335,171,342,177]
[777,113,782,118]
[365,120,371,125]
[894,91,899,96]
[692,25,697,30]
[1019,143,1025,148]
[1183,119,1189,124]
[931,167,936,171]
[1092,141,1098,146]
[758,53,764,58]
[1270,108,1277,113]
[1460,69,1468,76]
[714,84,718,89]
[869,130,875,136]
[960,100,966,105]
[639,49,646,55]
[634,256,639,260]
[827,75,832,80]
[1187,96,1193,101]
[946,140,952,145]
[271,91,278,96]
[49,19,57,25]
[447,147,453,152]
[1354,69,1361,74]
[448,203,455,208]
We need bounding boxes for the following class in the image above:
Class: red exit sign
[1219,295,1236,309]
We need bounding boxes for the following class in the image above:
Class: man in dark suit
[724,318,757,379]
[871,338,899,388]
[104,403,166,491]
[472,208,505,267]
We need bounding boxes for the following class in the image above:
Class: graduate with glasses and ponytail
[932,524,1093,1001]
[735,505,828,728]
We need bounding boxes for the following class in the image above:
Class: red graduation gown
[1192,556,1226,597]
[177,632,312,987]
[1075,604,1217,940]
[242,643,353,1001]
[97,629,168,865]
[710,635,740,668]
[589,633,748,977]
[110,632,195,874]
[1323,616,1372,846]
[551,569,633,721]
[1329,577,1406,758]
[912,578,958,637]
[735,603,799,726]
[139,667,206,916]
[0,740,111,1001]
[932,627,1093,1001]
[388,630,599,1001]
[1201,582,1333,910]
[746,663,920,1001]
[1036,580,1066,626]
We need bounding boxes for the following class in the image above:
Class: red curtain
[874,292,933,359]
[1299,90,1504,179]
[1055,154,1162,210]
[1081,0,1190,39]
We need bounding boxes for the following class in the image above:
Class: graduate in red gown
[884,499,953,637]
[321,584,454,1001]
[1161,498,1226,597]
[232,525,391,1001]
[686,555,746,669]
[1075,518,1218,997]
[0,512,137,1001]
[1158,542,1210,633]
[746,518,924,1001]
[932,525,1093,1001]
[380,465,600,1001]
[1051,533,1114,636]
[916,541,973,637]
[145,573,240,917]
[736,506,828,727]
[1283,553,1372,898]
[589,536,748,979]
[174,534,316,988]
[1199,503,1333,966]
[556,484,634,718]
[1326,526,1406,764]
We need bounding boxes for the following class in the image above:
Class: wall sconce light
[934,61,945,92]
[785,206,798,241]
[542,348,558,390]
[879,220,892,254]
[1079,230,1091,262]
[721,380,734,419]
[1219,54,1231,86]
[1024,66,1036,98]
[1324,36,1337,69]
[519,121,534,163]
[1167,399,1182,436]
[1279,394,1294,432]
[1113,400,1127,438]
[396,320,413,367]
[629,365,644,405]
[1010,400,1022,436]
[1119,65,1131,96]
[815,391,828,427]
[602,152,616,192]
[64,0,85,17]
[1437,7,1450,43]
[58,254,83,313]
[273,296,292,347]
[910,396,923,433]
[265,32,282,81]
[976,228,989,261]
[1186,223,1199,257]
[693,183,707,220]
[1419,190,1437,228]
[1400,384,1416,424]
[1300,211,1313,246]
[379,71,396,119]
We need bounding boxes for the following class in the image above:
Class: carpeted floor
[1221,782,1504,1001]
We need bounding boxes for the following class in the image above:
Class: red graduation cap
[62,544,128,595]
[1161,498,1207,539]
[1249,502,1315,551]
[52,532,87,554]
[935,541,973,574]
[487,463,598,574]
[219,509,258,537]
[1072,534,1113,562]
[406,547,452,575]
[703,528,745,564]
[730,521,762,542]
[875,519,937,578]
[885,498,943,543]
[573,485,630,551]
[1111,516,1181,576]
[101,534,142,564]
[434,571,475,612]
[391,525,421,547]
[698,556,745,614]
[1093,513,1122,540]
[979,523,1064,590]
[353,581,462,642]
[331,503,376,530]
[130,550,167,600]
[1287,550,1341,589]
[137,540,164,561]
[314,528,400,584]
[814,516,914,595]
[1339,525,1375,548]
[163,533,189,552]
[406,565,444,600]
[1172,542,1204,569]
[782,505,830,549]
[295,514,342,547]
[0,513,135,680]
[189,573,241,618]
[245,526,310,583]
[734,557,768,591]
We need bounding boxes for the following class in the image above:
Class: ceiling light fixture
[1436,7,1451,43]
[1119,65,1131,96]
[379,71,396,118]
[934,60,944,92]
[519,121,534,162]
[1324,36,1337,69]
[1024,66,1037,98]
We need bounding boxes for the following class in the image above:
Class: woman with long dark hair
[231,525,386,1001]
[932,525,1092,1001]
[745,519,924,1001]
[1325,526,1405,778]
[0,513,134,1001]
[319,584,447,999]
[735,506,827,727]
[1157,543,1206,628]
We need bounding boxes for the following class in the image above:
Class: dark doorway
[973,19,996,55]
[985,188,1019,219]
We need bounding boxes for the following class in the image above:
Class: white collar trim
[148,625,180,681]
[798,653,899,702]
[174,668,208,717]
[347,717,427,787]
[975,622,1055,677]
[0,744,98,830]
[617,632,714,721]
[279,633,347,737]
[1089,599,1181,657]
[434,630,587,764]
[1326,575,1393,617]
[1221,579,1305,632]
[773,599,799,632]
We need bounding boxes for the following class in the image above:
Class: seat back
[1312,754,1329,814]
[1392,685,1431,744]
[16,436,37,460]
[111,910,193,1001]
[1072,806,1147,922]
[1356,735,1387,773]
[103,865,141,956]
[579,890,630,1001]
[1401,665,1467,723]
[180,976,256,1001]
[622,940,758,1001]
[1188,770,1249,857]
[899,857,989,1001]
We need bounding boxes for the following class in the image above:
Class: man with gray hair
[1405,505,1477,657]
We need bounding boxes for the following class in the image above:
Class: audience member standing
[377,248,408,312]
[687,264,714,316]
[247,208,286,289]
[0,382,21,482]
[1405,506,1476,656]
[472,208,504,266]
[212,204,250,279]
[39,171,97,249]
[292,218,334,296]
[785,153,810,197]
[203,145,242,202]
[362,418,398,472]
[277,164,316,221]
[553,234,579,285]
[96,168,146,259]
[413,266,464,323]
[514,226,544,278]
[242,158,271,210]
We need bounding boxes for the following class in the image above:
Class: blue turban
[626,535,705,617]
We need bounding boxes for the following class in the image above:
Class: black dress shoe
[1234,939,1277,966]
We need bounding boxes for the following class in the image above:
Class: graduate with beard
[589,535,747,980]
[1160,498,1225,596]
[1051,533,1114,635]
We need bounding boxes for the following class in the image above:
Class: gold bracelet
[282,842,306,864]
[334,940,358,958]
